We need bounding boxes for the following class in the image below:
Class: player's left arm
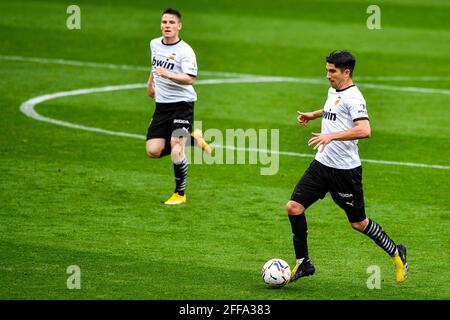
[156,49,198,85]
[155,67,196,85]
[308,119,371,151]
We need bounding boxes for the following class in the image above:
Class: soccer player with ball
[286,50,408,284]
[146,8,211,205]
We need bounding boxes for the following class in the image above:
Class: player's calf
[170,142,185,163]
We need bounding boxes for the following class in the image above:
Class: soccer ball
[261,258,291,288]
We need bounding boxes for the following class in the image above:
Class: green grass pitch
[0,0,449,299]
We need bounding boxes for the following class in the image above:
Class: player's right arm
[297,109,323,127]
[147,72,155,98]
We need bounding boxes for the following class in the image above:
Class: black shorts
[290,160,366,223]
[146,101,194,141]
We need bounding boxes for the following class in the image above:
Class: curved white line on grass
[19,83,450,170]
[20,84,147,139]
[2,54,450,95]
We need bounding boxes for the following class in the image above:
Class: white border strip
[19,83,450,170]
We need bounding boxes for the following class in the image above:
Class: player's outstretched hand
[308,132,331,152]
[156,67,170,79]
[297,111,316,127]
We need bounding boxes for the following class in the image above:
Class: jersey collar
[335,84,355,92]
[161,38,182,46]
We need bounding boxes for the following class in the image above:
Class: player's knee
[147,150,161,158]
[286,201,305,215]
[146,145,162,158]
[351,220,367,232]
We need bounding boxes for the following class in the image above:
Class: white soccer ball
[261,258,291,288]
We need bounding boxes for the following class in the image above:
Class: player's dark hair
[162,8,182,20]
[326,50,356,77]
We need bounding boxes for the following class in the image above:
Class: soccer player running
[146,8,211,205]
[287,50,408,283]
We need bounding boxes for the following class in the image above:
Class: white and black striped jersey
[315,85,369,169]
[150,37,198,103]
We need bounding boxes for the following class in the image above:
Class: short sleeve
[181,50,198,77]
[150,39,155,53]
[346,96,369,121]
[150,40,155,64]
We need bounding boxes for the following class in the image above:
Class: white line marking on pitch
[19,83,450,170]
[2,54,450,95]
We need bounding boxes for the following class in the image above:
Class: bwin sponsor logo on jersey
[152,57,175,70]
[323,110,337,121]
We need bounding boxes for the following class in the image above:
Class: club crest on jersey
[169,54,176,60]
[152,56,175,70]
[335,98,341,105]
